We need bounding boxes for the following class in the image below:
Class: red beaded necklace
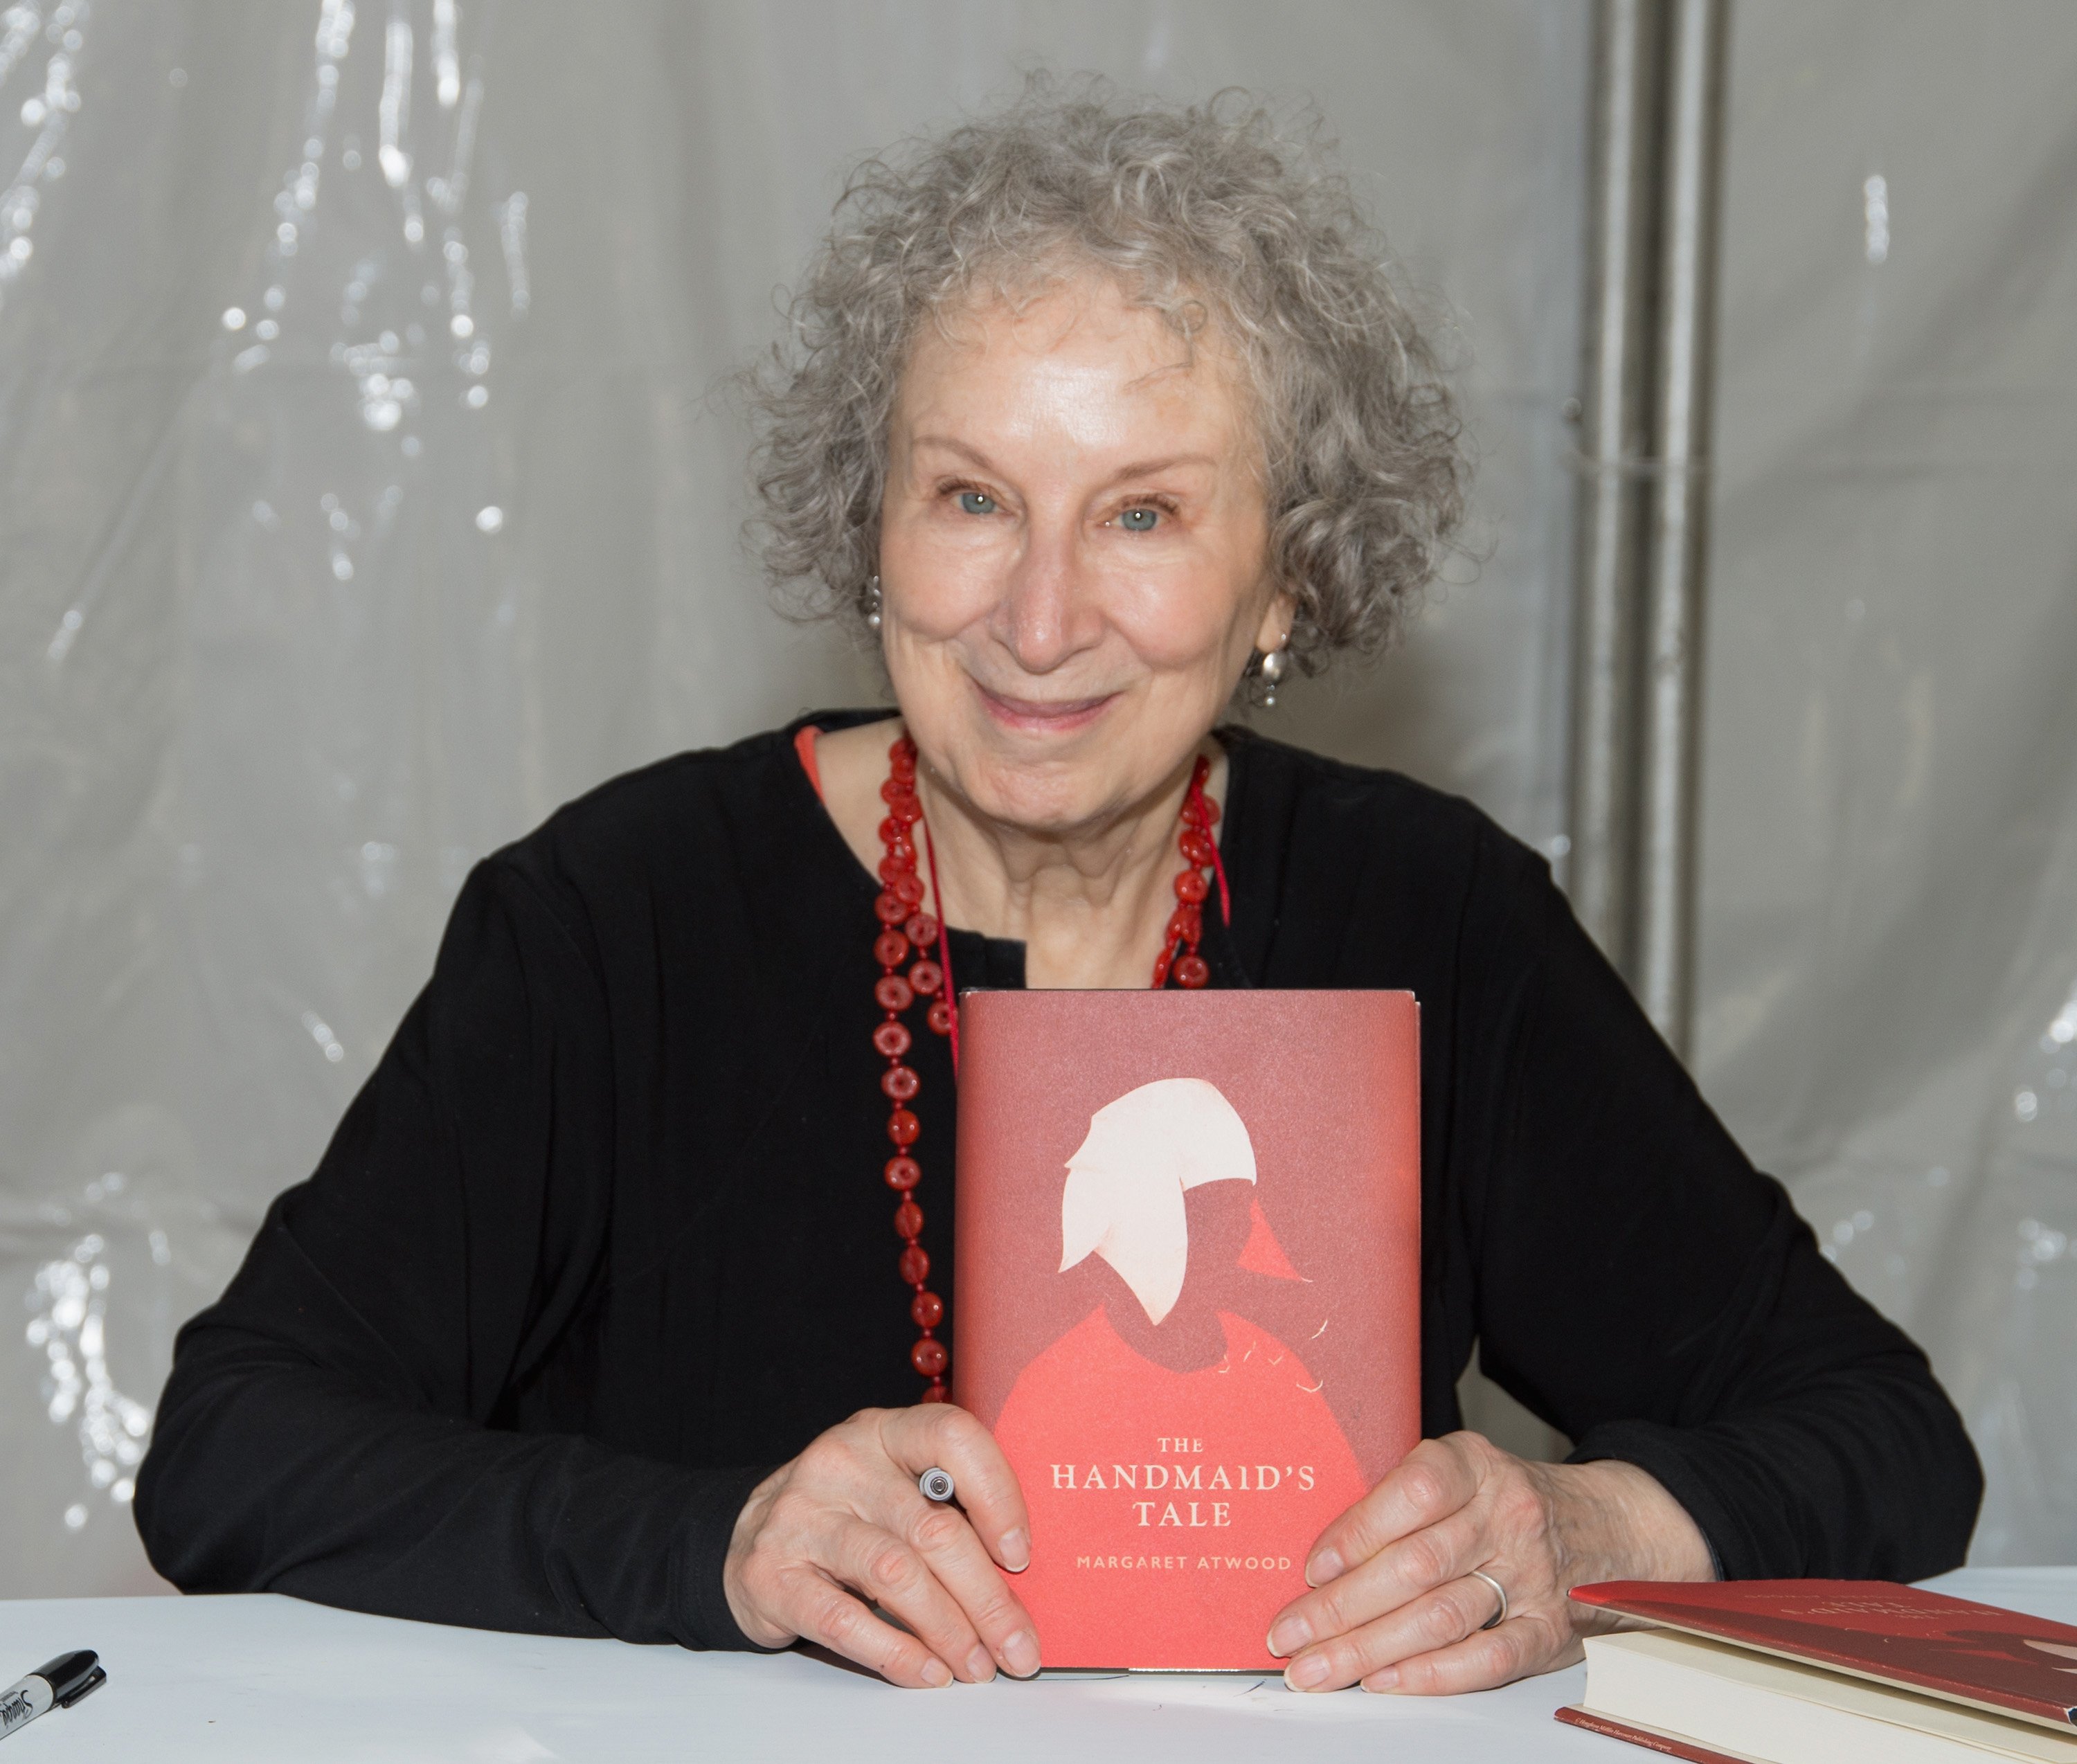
[868,732,1231,1399]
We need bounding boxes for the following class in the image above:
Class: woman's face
[878,271,1291,835]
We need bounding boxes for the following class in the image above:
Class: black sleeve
[133,858,768,1648]
[1455,831,1982,1581]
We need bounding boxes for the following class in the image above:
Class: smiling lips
[975,682,1118,735]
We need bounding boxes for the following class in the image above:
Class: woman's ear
[1253,586,1297,656]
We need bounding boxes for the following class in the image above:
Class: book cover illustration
[953,989,1421,1670]
[1570,1581,2077,1729]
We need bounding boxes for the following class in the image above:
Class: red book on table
[951,989,1421,1671]
[1558,1579,2077,1762]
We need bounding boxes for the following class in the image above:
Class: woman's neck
[813,715,1226,989]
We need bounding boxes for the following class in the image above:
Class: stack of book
[1561,1581,2077,1763]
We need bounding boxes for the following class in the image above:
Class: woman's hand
[723,1404,1040,1688]
[1266,1431,1714,1694]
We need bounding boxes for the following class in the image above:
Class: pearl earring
[1259,645,1288,708]
[865,575,883,631]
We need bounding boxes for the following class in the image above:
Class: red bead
[890,747,916,782]
[899,1245,930,1284]
[1180,830,1216,866]
[1152,955,1172,988]
[882,1064,919,1101]
[874,1020,912,1059]
[890,796,922,827]
[910,1289,944,1328]
[874,930,910,969]
[894,1198,924,1238]
[1197,797,1220,825]
[1175,953,1210,989]
[904,913,939,948]
[878,816,906,847]
[927,998,953,1036]
[886,1108,920,1146]
[1167,903,1203,946]
[886,838,917,868]
[874,890,909,925]
[879,776,910,804]
[920,1380,948,1403]
[1174,868,1210,903]
[875,975,915,1011]
[878,856,915,887]
[908,960,942,997]
[892,872,926,908]
[911,1338,948,1377]
[884,1155,921,1190]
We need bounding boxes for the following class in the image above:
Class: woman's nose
[991,515,1104,676]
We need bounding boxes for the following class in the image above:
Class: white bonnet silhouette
[1058,1077,1257,1326]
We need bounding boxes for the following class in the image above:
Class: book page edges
[1596,1630,2077,1762]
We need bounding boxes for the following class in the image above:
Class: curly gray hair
[747,80,1468,672]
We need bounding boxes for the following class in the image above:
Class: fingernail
[1267,1615,1311,1657]
[999,1528,1030,1572]
[1002,1628,1041,1677]
[965,1644,996,1682]
[1363,1667,1400,1694]
[1284,1653,1331,1691]
[1306,1549,1344,1587]
[921,1656,953,1688]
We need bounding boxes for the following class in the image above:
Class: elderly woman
[135,89,1979,1696]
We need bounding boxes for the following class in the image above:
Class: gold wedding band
[1468,1568,1508,1630]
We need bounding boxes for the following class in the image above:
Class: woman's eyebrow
[910,434,998,469]
[1102,455,1218,484]
[909,437,1218,487]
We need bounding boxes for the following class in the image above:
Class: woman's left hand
[1266,1430,1714,1694]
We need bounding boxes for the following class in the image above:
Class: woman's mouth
[974,683,1118,735]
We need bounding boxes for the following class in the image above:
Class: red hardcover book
[1559,1581,2077,1762]
[952,989,1421,1670]
[1554,1705,1754,1764]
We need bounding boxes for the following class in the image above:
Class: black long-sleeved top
[134,712,1982,1648]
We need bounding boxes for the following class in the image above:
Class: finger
[881,1404,1032,1573]
[769,1561,957,1689]
[894,1488,1043,1679]
[1302,1435,1484,1587]
[823,1515,993,1684]
[1363,1609,1574,1696]
[1281,1573,1511,1694]
[1268,1502,1484,1659]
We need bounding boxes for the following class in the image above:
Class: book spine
[1553,1706,1758,1764]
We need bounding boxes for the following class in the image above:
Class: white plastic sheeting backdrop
[0,2,1586,1595]
[1696,3,2077,1567]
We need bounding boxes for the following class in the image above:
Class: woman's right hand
[722,1403,1040,1687]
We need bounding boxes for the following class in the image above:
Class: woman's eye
[957,490,998,516]
[1117,506,1160,532]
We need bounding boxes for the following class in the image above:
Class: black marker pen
[0,1653,105,1741]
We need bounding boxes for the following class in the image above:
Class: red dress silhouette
[993,1183,1370,1668]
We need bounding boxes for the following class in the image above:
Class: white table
[0,1569,2068,1761]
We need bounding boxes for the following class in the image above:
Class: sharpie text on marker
[0,1652,105,1743]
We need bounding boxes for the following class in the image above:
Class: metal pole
[1566,0,1662,966]
[1633,0,1727,1055]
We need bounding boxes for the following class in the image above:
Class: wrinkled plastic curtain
[1696,2,2077,1566]
[0,3,1587,1594]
